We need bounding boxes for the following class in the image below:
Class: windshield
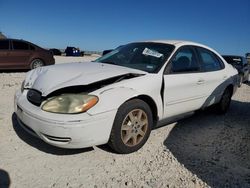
[94,42,175,73]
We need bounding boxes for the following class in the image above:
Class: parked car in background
[246,53,250,65]
[222,55,249,86]
[64,46,81,56]
[49,48,62,56]
[15,40,238,154]
[102,49,113,56]
[80,51,85,56]
[0,39,55,70]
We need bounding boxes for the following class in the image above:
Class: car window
[242,57,248,66]
[0,40,9,50]
[95,42,175,73]
[170,47,200,73]
[12,41,29,50]
[29,44,35,50]
[198,48,223,71]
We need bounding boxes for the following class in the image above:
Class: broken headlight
[41,94,98,114]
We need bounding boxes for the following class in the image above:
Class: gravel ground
[0,62,249,187]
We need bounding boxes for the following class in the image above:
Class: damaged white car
[14,41,238,154]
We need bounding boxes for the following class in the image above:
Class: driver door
[163,46,207,118]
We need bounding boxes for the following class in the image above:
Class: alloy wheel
[121,109,148,147]
[32,59,44,69]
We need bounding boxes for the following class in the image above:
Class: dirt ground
[0,58,250,188]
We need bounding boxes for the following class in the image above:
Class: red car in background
[0,39,55,70]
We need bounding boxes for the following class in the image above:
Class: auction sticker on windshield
[142,48,163,58]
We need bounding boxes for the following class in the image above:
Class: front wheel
[109,99,153,154]
[30,59,44,69]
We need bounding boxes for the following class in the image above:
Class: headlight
[41,94,98,114]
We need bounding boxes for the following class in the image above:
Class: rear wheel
[109,99,153,154]
[245,73,250,83]
[239,74,243,87]
[215,87,232,114]
[30,59,44,69]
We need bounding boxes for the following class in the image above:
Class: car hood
[24,62,146,96]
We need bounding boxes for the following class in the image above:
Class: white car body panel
[89,74,163,117]
[24,62,146,96]
[15,90,117,148]
[163,72,208,118]
[14,40,238,149]
[163,68,234,118]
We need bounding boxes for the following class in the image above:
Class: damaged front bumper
[14,89,117,149]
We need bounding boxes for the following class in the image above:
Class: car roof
[0,38,43,49]
[148,40,196,45]
[141,40,221,56]
[0,38,34,45]
[143,40,213,50]
[0,38,26,42]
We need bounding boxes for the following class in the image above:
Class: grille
[27,89,44,106]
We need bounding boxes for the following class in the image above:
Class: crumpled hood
[24,62,146,96]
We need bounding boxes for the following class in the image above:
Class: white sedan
[14,40,238,154]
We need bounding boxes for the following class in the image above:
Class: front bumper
[14,90,117,149]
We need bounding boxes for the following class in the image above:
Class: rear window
[0,40,9,50]
[12,41,29,50]
[197,47,224,71]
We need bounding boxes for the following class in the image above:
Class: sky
[0,0,249,55]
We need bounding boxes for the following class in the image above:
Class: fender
[88,86,140,115]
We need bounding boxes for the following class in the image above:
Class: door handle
[197,79,205,85]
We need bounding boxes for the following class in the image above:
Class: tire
[30,59,44,69]
[243,73,249,83]
[109,99,153,154]
[239,74,243,87]
[215,87,232,114]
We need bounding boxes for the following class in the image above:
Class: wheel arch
[217,83,234,103]
[225,84,234,96]
[30,58,45,69]
[128,95,159,127]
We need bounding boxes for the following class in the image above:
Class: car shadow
[164,100,250,187]
[0,169,11,188]
[245,81,250,86]
[12,113,94,155]
[97,144,118,154]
